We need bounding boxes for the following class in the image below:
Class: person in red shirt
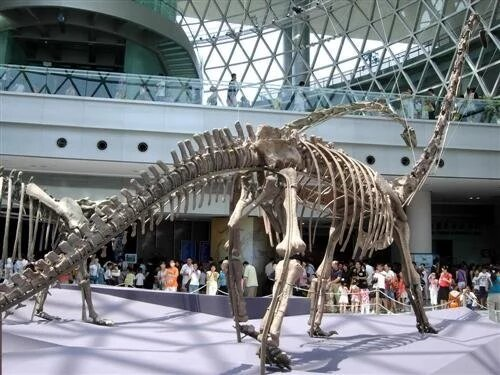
[438,266,453,307]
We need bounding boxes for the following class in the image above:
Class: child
[135,269,145,288]
[462,286,478,310]
[338,281,349,313]
[428,272,439,309]
[350,280,360,313]
[360,288,370,314]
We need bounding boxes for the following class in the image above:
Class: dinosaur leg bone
[308,225,340,337]
[275,168,306,257]
[77,261,113,326]
[394,220,437,334]
[259,259,303,347]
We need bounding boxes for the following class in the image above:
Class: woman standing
[206,264,219,295]
[164,260,179,292]
[428,272,439,308]
[218,260,228,294]
[438,266,453,308]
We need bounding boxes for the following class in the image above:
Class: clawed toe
[309,327,338,338]
[258,345,291,371]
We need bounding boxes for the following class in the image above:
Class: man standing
[227,73,238,107]
[243,261,258,297]
[89,258,99,284]
[330,260,343,313]
[180,258,194,292]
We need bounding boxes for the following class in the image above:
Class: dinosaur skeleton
[0,12,480,373]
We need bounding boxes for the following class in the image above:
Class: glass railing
[132,0,177,22]
[0,64,498,125]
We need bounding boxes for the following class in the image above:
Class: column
[283,16,310,86]
[406,191,433,262]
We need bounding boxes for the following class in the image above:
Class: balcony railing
[0,64,498,125]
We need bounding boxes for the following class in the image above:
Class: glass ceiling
[173,0,499,102]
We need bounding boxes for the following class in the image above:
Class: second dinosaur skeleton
[0,12,481,373]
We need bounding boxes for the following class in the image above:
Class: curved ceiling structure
[0,0,200,77]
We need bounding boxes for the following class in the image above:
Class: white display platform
[3,288,500,374]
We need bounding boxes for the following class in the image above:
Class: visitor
[384,264,397,312]
[123,267,135,287]
[291,81,307,112]
[218,260,228,295]
[364,261,374,287]
[462,286,478,309]
[329,260,343,312]
[157,262,167,290]
[487,268,500,322]
[188,262,201,293]
[396,272,408,311]
[478,266,492,308]
[349,280,360,313]
[338,281,349,314]
[243,261,258,297]
[456,264,467,291]
[353,261,368,313]
[135,269,145,288]
[206,264,219,295]
[180,258,194,292]
[428,272,439,308]
[111,264,121,285]
[401,88,415,119]
[425,88,437,120]
[88,258,99,284]
[438,266,453,308]
[472,269,480,295]
[372,263,387,310]
[165,260,179,292]
[207,85,218,106]
[104,262,112,285]
[199,265,207,294]
[305,259,316,284]
[226,73,238,107]
[239,96,250,107]
[295,260,309,297]
[155,75,167,102]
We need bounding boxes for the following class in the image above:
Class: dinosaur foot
[91,317,114,326]
[257,345,292,371]
[35,311,62,321]
[417,323,438,334]
[309,326,338,338]
[239,324,259,340]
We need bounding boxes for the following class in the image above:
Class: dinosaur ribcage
[296,139,395,259]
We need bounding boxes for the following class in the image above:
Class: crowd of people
[67,256,261,297]
[3,252,498,318]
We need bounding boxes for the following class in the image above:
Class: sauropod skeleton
[0,12,481,373]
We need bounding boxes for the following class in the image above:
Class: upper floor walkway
[1,64,498,125]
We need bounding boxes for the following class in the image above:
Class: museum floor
[3,288,500,374]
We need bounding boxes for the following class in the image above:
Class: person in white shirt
[372,264,388,310]
[180,258,194,292]
[243,261,259,297]
[364,262,374,287]
[135,270,145,288]
[189,262,201,293]
[477,267,492,308]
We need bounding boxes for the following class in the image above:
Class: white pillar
[406,191,432,254]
